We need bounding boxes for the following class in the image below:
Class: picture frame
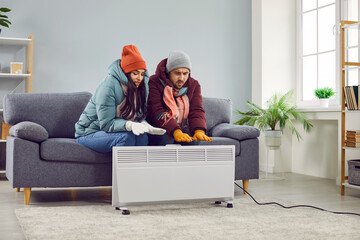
[10,62,23,74]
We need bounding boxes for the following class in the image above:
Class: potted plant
[234,90,313,147]
[0,7,11,34]
[314,87,335,108]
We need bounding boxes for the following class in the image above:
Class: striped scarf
[159,81,189,128]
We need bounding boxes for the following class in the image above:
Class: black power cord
[234,182,360,217]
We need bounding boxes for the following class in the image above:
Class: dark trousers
[148,127,200,146]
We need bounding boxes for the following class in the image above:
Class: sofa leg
[70,189,77,200]
[242,179,249,195]
[24,188,31,205]
[16,188,20,192]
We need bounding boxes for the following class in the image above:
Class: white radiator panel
[148,149,177,163]
[112,145,235,207]
[115,149,147,163]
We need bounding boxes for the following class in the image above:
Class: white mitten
[125,121,149,135]
[141,122,166,135]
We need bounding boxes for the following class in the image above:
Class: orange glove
[193,130,212,141]
[173,129,192,142]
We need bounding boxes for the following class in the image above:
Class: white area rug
[15,196,360,240]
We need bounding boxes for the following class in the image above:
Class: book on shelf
[349,86,355,110]
[345,141,360,148]
[345,130,360,143]
[346,133,360,138]
[350,86,358,110]
[343,86,349,109]
[346,130,360,134]
[343,86,360,110]
[346,136,360,141]
[344,86,354,110]
[344,86,351,110]
[346,131,360,135]
[346,137,360,142]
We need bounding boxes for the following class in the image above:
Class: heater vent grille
[115,149,147,163]
[178,149,206,162]
[207,148,233,161]
[114,146,234,164]
[148,149,177,162]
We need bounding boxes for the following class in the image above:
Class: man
[147,50,212,145]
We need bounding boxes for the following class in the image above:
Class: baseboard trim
[259,164,273,173]
[336,177,341,186]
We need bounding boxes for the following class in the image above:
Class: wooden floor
[1,172,360,240]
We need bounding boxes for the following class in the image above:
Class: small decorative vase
[264,130,282,148]
[319,98,329,108]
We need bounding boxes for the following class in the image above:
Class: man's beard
[176,81,184,88]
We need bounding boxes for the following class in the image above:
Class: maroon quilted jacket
[146,58,207,136]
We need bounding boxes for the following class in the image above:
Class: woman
[75,45,165,153]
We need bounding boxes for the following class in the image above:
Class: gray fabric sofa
[3,92,259,205]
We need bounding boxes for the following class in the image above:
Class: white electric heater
[112,145,235,213]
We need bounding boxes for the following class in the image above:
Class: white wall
[253,0,342,180]
[252,0,296,108]
[291,120,338,179]
[252,0,262,106]
[252,0,296,173]
[261,0,296,103]
[0,0,252,115]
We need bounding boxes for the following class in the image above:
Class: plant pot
[264,130,282,148]
[319,98,329,108]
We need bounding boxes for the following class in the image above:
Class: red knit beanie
[120,45,146,74]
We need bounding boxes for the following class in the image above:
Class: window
[297,0,339,106]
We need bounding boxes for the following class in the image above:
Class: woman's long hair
[120,73,147,121]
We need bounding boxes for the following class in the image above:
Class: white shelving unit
[0,73,31,78]
[0,37,31,46]
[342,66,360,71]
[0,35,33,93]
[0,35,34,176]
[343,147,360,150]
[343,181,360,190]
[343,21,360,29]
[340,21,360,194]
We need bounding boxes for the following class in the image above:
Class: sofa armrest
[210,123,260,141]
[9,121,49,143]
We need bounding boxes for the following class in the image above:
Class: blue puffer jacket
[75,59,149,138]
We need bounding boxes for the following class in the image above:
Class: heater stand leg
[226,201,233,208]
[214,201,233,208]
[115,207,130,215]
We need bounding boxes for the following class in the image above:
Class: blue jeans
[76,131,148,153]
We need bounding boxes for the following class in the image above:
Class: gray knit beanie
[166,51,192,73]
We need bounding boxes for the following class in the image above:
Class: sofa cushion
[40,138,111,163]
[203,97,231,132]
[199,137,240,156]
[9,121,49,143]
[210,123,260,141]
[3,92,92,138]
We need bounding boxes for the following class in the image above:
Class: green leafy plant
[0,8,11,31]
[314,87,335,99]
[234,90,313,140]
